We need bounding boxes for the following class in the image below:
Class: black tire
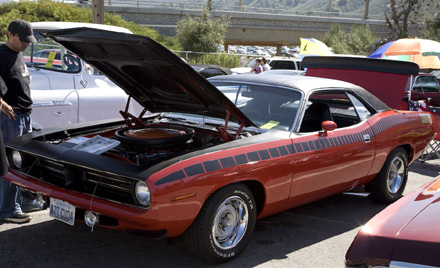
[368,147,408,204]
[183,184,256,263]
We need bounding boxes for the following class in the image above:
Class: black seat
[299,103,333,132]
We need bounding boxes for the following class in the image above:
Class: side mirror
[319,121,337,137]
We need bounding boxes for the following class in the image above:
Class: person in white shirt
[262,57,271,72]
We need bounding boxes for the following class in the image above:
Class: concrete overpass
[105,6,389,54]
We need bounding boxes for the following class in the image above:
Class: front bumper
[3,171,188,237]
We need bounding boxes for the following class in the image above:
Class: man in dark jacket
[0,20,37,223]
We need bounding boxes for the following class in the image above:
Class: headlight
[135,181,150,207]
[11,150,22,169]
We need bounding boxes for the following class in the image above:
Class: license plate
[49,197,76,226]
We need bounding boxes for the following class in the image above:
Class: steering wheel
[243,109,265,125]
[63,54,79,71]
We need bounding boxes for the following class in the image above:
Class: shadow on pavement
[0,194,386,267]
[409,159,440,177]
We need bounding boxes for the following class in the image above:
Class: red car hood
[346,178,440,267]
[391,184,440,266]
[303,56,419,109]
[42,27,254,127]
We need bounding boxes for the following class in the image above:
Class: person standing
[262,57,271,72]
[251,58,263,74]
[0,20,37,223]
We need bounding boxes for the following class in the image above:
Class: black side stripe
[155,116,401,185]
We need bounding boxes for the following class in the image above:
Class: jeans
[0,110,32,219]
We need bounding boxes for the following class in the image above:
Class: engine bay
[40,120,256,167]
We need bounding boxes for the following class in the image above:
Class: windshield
[214,82,302,131]
[23,31,81,73]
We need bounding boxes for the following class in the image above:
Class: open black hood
[43,28,254,127]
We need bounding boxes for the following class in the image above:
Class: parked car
[400,73,440,109]
[190,64,232,78]
[259,69,304,76]
[346,177,440,268]
[26,22,144,129]
[231,56,303,74]
[432,70,440,79]
[3,28,435,263]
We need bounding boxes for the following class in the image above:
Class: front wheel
[367,147,408,204]
[183,184,256,263]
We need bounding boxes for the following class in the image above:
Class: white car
[26,22,144,129]
[259,69,304,75]
[231,56,303,74]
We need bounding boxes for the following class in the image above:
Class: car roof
[190,64,232,75]
[418,72,438,77]
[209,73,390,111]
[31,22,133,34]
[210,73,359,93]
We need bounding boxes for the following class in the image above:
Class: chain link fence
[172,50,258,68]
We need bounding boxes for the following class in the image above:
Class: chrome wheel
[183,184,256,263]
[212,196,249,250]
[387,155,405,194]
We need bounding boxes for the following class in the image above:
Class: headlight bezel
[11,150,23,169]
[134,180,151,207]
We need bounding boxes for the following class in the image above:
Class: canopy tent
[299,38,333,58]
[369,38,440,69]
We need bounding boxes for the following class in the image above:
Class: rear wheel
[368,147,408,203]
[183,184,256,263]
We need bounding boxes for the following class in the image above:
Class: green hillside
[185,0,435,20]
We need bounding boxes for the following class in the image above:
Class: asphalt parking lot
[1,158,439,268]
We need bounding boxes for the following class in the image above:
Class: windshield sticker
[44,51,57,69]
[260,120,280,129]
[420,113,432,124]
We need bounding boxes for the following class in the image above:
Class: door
[30,67,79,129]
[285,91,377,208]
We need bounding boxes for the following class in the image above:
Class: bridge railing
[101,0,382,20]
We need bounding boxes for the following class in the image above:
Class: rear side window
[270,60,296,70]
[413,76,440,93]
[299,91,372,132]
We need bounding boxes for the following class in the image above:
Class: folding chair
[420,138,440,163]
[419,113,440,163]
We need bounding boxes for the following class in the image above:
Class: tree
[0,0,180,50]
[324,24,377,55]
[176,8,229,52]
[347,25,377,55]
[324,24,350,54]
[423,5,440,41]
[385,0,431,39]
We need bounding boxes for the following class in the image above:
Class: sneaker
[4,212,32,223]
[23,206,41,212]
[22,196,47,213]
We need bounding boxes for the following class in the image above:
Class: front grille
[19,154,140,207]
[83,172,134,204]
[38,158,68,186]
